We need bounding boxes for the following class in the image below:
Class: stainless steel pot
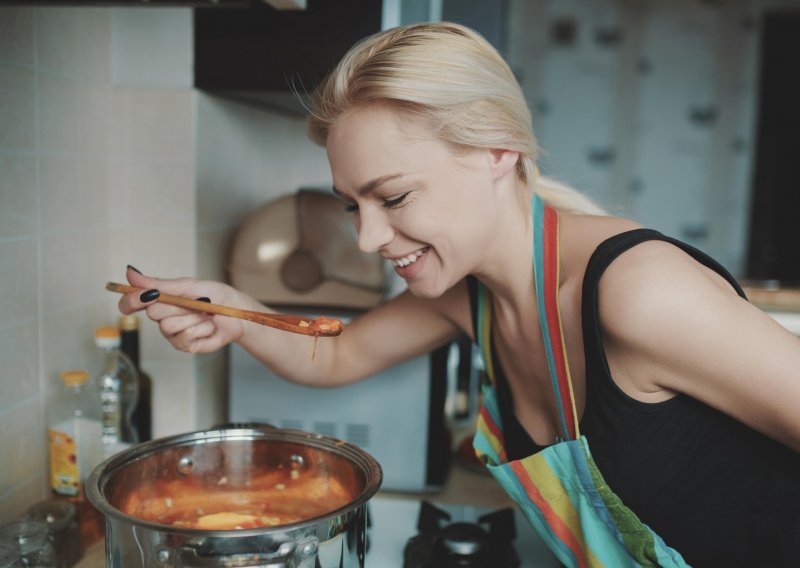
[86,426,382,567]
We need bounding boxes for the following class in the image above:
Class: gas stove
[366,496,560,567]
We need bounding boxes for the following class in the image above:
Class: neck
[471,180,538,312]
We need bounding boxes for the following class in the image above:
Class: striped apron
[472,195,690,567]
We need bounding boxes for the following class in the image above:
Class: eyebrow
[332,173,406,197]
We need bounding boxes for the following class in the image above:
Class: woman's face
[327,104,512,299]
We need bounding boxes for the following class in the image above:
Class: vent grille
[345,423,370,448]
[279,418,304,431]
[312,421,338,438]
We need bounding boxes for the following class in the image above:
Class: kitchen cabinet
[194,0,382,114]
[194,0,509,115]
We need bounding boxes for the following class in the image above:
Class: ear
[488,149,520,181]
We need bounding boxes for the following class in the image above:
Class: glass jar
[27,501,81,568]
[0,520,55,568]
[0,542,21,568]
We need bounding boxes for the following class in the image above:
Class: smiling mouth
[392,247,429,268]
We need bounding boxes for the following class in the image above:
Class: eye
[382,193,409,209]
[343,201,359,213]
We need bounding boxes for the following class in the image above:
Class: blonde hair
[308,22,604,215]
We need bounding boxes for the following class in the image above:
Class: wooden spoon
[106,282,343,337]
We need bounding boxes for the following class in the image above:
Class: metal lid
[60,369,89,387]
[118,315,140,331]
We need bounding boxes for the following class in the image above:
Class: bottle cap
[60,370,89,386]
[119,315,140,331]
[95,326,121,348]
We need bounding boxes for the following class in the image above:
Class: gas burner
[403,501,521,568]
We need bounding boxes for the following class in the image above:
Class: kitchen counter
[742,284,800,312]
[743,284,800,336]
[75,541,103,567]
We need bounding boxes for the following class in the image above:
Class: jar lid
[60,370,89,387]
[118,315,140,331]
[95,326,121,348]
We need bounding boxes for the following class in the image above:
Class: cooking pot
[86,425,382,567]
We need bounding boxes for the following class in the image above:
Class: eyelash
[342,193,409,213]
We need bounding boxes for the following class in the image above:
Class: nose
[356,207,394,253]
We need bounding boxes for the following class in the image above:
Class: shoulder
[593,236,744,371]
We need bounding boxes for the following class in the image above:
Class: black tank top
[467,229,800,567]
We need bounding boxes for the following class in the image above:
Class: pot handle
[152,537,319,568]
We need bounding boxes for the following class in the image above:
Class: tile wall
[0,7,333,522]
[0,8,196,522]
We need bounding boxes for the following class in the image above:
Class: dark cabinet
[194,0,382,115]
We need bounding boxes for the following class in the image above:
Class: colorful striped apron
[472,195,690,567]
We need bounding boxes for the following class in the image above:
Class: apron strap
[532,195,580,440]
[476,195,580,441]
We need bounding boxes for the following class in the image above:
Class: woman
[119,23,800,567]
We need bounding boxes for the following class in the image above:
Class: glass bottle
[94,327,139,457]
[119,315,152,442]
[47,371,102,500]
[47,370,105,551]
[0,542,21,568]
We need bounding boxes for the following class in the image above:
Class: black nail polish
[127,264,143,275]
[196,297,211,303]
[140,289,160,303]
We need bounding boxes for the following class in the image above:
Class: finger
[170,319,217,352]
[187,332,229,354]
[156,311,213,337]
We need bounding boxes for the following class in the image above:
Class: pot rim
[86,426,382,538]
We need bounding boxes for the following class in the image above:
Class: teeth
[393,248,427,268]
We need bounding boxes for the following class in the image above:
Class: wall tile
[0,8,34,68]
[41,231,109,314]
[37,9,110,83]
[197,227,235,282]
[40,303,108,396]
[124,159,195,229]
[0,64,35,151]
[128,89,194,161]
[0,239,38,322]
[0,474,45,526]
[0,155,37,239]
[0,399,46,506]
[108,89,129,156]
[38,74,82,155]
[0,320,40,414]
[147,361,195,437]
[195,350,228,430]
[40,156,110,235]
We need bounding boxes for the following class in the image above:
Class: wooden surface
[743,284,800,312]
[75,541,104,567]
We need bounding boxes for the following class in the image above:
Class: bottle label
[48,429,81,497]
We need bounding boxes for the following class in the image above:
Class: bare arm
[118,267,468,387]
[599,242,800,452]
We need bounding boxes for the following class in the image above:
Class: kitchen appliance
[86,425,382,567]
[228,189,475,492]
[367,496,560,567]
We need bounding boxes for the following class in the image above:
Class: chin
[406,278,449,300]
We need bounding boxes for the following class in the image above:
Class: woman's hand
[118,266,249,354]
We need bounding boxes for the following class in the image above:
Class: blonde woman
[120,23,800,567]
